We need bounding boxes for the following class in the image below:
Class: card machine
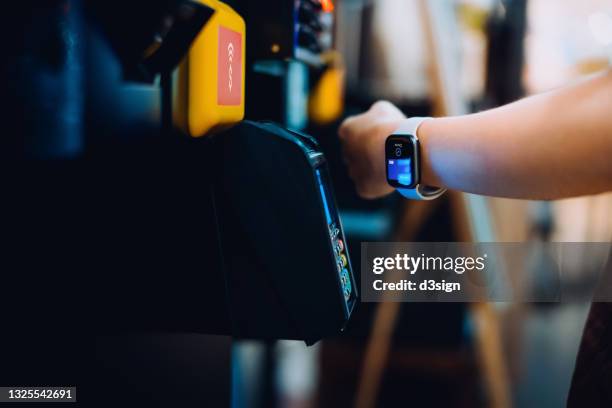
[213,121,357,344]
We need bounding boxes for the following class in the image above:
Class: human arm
[339,70,612,200]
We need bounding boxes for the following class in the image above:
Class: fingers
[337,100,404,200]
[338,118,352,141]
[338,114,360,141]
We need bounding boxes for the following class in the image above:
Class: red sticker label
[217,26,242,106]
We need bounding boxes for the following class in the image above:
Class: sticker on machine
[218,26,242,106]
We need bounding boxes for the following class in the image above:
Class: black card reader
[213,120,357,344]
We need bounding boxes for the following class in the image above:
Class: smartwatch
[385,117,446,200]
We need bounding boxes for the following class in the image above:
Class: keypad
[329,223,352,304]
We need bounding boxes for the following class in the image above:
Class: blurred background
[2,0,611,407]
[235,1,612,407]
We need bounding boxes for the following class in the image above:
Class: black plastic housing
[213,121,357,345]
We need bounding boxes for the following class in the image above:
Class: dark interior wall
[1,2,233,405]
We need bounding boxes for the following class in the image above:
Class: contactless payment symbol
[218,26,242,106]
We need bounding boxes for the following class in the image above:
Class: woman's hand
[338,101,405,199]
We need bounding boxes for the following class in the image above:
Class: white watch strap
[393,117,446,200]
[398,185,447,200]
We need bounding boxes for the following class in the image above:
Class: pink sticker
[217,26,242,106]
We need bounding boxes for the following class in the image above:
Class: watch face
[386,135,418,189]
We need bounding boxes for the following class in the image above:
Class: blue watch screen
[386,136,418,189]
[388,158,412,186]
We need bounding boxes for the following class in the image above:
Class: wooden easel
[355,2,512,407]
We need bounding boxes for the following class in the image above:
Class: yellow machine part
[309,52,346,126]
[173,0,245,137]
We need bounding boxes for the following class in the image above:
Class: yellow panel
[173,0,245,137]
[309,52,345,126]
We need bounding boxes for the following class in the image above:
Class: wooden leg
[353,199,441,408]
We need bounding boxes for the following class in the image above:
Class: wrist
[415,117,444,188]
[384,117,447,200]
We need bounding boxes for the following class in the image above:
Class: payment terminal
[213,121,357,344]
